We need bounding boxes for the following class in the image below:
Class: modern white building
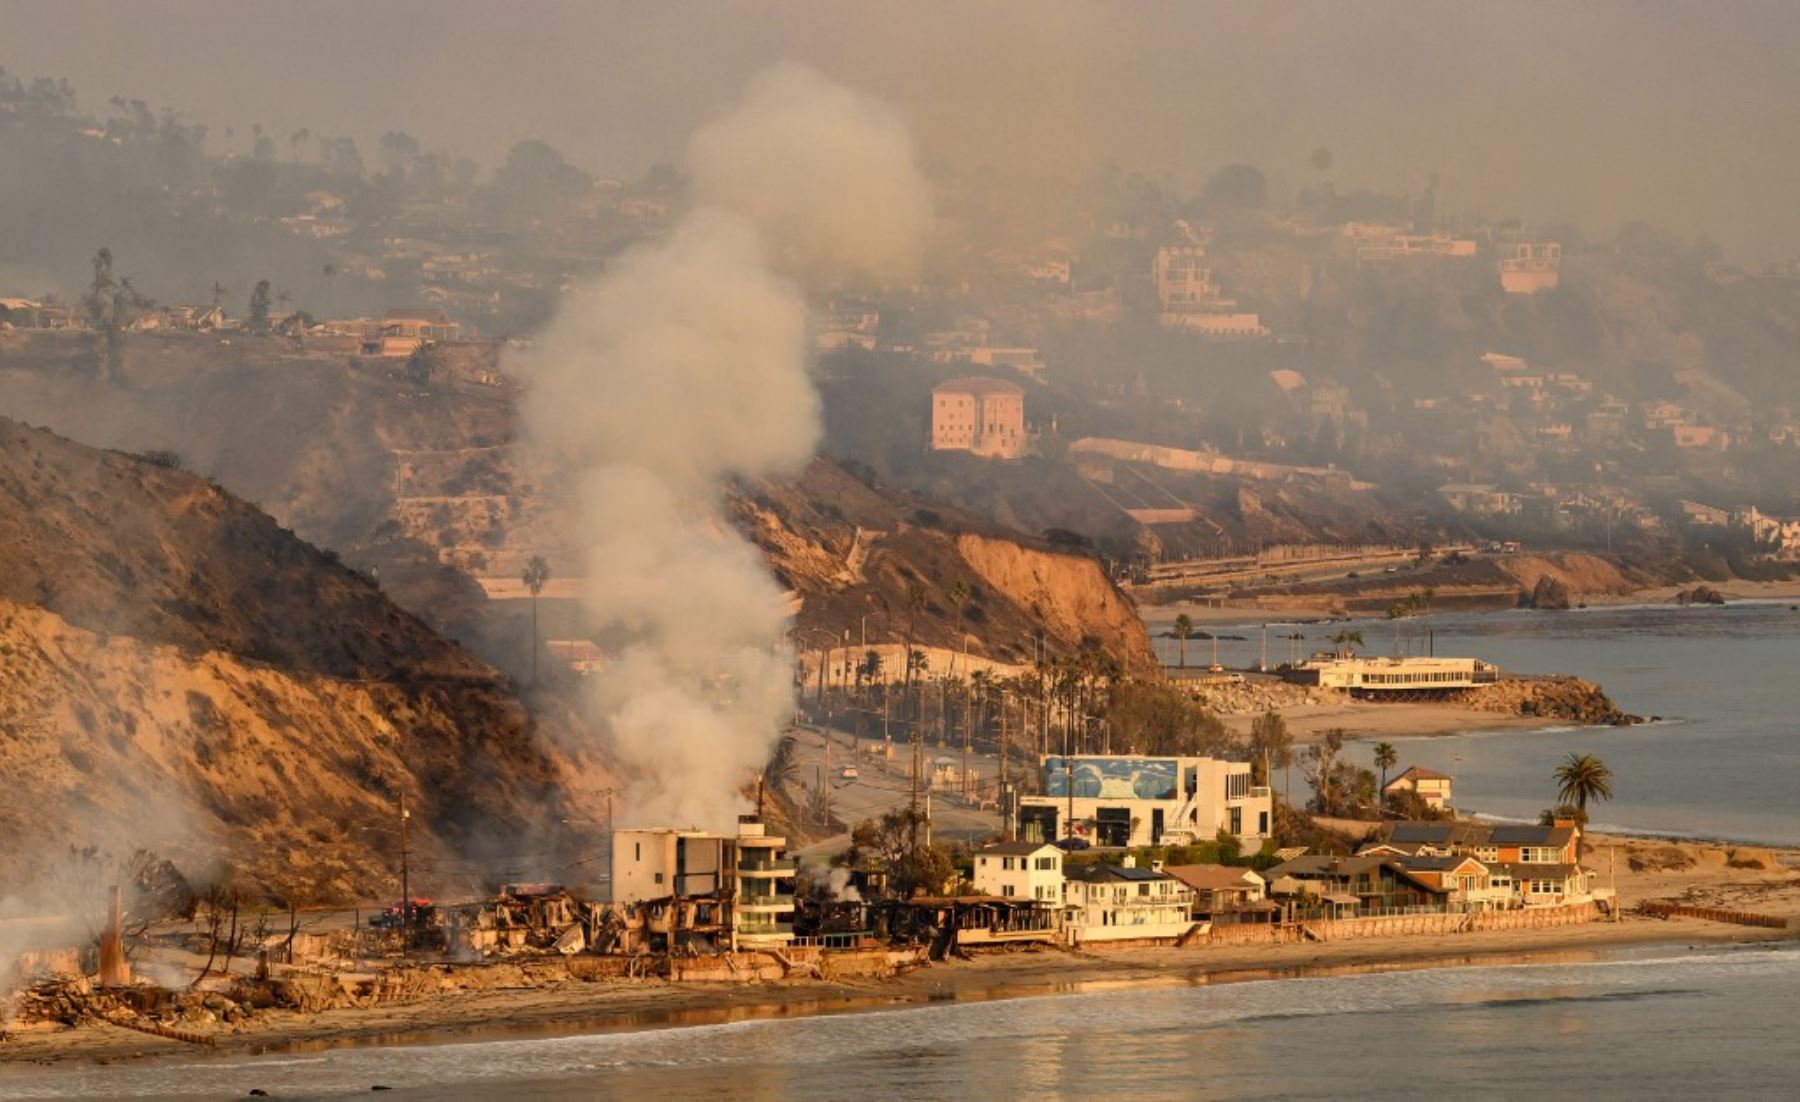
[1063,858,1195,942]
[972,841,1064,904]
[1288,655,1499,694]
[1017,754,1273,849]
[609,816,796,949]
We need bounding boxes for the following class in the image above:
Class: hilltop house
[1383,766,1455,810]
[380,307,461,357]
[929,376,1026,459]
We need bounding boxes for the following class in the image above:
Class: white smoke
[823,865,863,903]
[520,65,931,830]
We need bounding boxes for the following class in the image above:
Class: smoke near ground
[519,64,931,830]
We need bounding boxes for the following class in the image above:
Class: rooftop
[978,841,1059,857]
[1165,864,1264,891]
[933,375,1024,398]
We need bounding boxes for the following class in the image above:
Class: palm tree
[1554,753,1614,816]
[948,579,970,676]
[1172,613,1193,669]
[763,733,801,799]
[1373,742,1398,803]
[1329,629,1364,658]
[521,556,550,684]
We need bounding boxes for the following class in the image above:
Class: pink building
[931,377,1026,459]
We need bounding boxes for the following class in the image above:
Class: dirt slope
[732,459,1158,675]
[0,417,602,900]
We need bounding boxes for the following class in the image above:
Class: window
[1229,807,1242,834]
[1258,810,1269,834]
[654,872,664,885]
[635,842,641,861]
[1226,773,1250,799]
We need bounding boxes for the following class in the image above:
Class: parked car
[368,898,435,929]
[1053,837,1091,852]
[839,766,859,780]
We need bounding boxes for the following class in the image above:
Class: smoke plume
[520,64,931,830]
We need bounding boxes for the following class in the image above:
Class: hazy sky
[7,0,1800,260]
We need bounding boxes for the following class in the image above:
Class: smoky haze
[4,1,1800,261]
[517,64,931,829]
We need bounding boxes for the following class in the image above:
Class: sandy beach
[1219,698,1546,742]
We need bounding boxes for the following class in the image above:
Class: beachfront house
[1165,864,1268,920]
[1363,820,1589,908]
[1360,820,1490,858]
[1262,855,1449,918]
[973,841,1064,904]
[1387,854,1513,910]
[1063,859,1196,942]
[1489,823,1589,905]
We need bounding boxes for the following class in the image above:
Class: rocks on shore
[1524,575,1573,610]
[1673,585,1727,605]
[1464,676,1638,725]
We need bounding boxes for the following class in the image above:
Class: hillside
[0,335,1162,679]
[0,417,604,901]
[732,459,1159,676]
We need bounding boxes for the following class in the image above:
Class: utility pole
[1063,712,1074,844]
[1260,624,1268,671]
[999,690,1012,839]
[398,789,411,961]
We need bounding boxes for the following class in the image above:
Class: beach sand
[1221,699,1545,743]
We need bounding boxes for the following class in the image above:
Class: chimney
[1151,860,1165,873]
[1120,855,1135,869]
[98,884,130,988]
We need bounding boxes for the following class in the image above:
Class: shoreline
[3,919,1792,1073]
[1147,577,1800,627]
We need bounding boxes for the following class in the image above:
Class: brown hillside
[0,417,603,900]
[732,459,1158,675]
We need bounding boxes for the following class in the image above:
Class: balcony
[738,856,797,877]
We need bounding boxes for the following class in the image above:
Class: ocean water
[4,943,1796,1098]
[1158,602,1800,845]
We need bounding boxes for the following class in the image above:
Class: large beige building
[1499,242,1561,294]
[930,376,1026,459]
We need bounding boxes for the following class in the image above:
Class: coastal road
[785,719,1010,859]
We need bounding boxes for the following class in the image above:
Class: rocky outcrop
[1526,574,1573,610]
[1463,676,1638,725]
[1674,585,1727,605]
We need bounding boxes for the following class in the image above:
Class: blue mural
[1042,756,1180,801]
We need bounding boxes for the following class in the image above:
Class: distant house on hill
[1383,765,1454,810]
[930,376,1026,459]
[380,307,461,357]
